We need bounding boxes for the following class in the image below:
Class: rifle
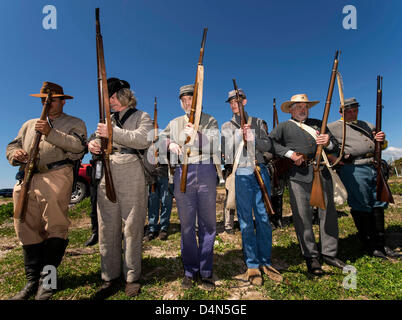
[233,78,275,215]
[271,97,280,187]
[96,8,116,203]
[375,76,394,203]
[180,28,208,193]
[273,98,279,129]
[14,92,53,222]
[151,97,158,193]
[310,50,339,210]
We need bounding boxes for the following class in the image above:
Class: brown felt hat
[280,93,319,113]
[30,81,73,99]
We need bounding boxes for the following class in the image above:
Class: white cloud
[382,146,402,160]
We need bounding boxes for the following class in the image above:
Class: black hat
[107,77,130,98]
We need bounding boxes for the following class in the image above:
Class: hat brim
[30,93,73,99]
[226,95,246,103]
[280,101,319,113]
[342,103,359,109]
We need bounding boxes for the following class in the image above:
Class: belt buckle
[37,164,49,174]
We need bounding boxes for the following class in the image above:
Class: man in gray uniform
[221,88,282,285]
[328,98,400,259]
[269,94,346,276]
[88,78,153,298]
[160,84,220,290]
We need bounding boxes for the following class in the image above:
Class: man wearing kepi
[269,94,346,276]
[88,78,153,298]
[221,88,282,285]
[160,84,220,290]
[328,98,400,259]
[6,82,87,300]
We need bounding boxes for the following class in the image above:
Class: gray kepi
[226,88,246,102]
[179,84,194,99]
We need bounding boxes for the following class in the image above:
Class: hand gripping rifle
[96,8,116,203]
[13,92,53,222]
[375,76,394,203]
[310,50,339,210]
[233,79,275,215]
[180,28,207,193]
[151,97,158,193]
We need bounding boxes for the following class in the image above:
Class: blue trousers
[174,164,217,278]
[147,176,173,233]
[338,164,387,213]
[235,165,272,269]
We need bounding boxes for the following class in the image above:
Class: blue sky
[1,0,402,188]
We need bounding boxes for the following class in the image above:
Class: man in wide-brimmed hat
[328,98,400,259]
[6,81,87,300]
[88,77,153,298]
[269,93,346,276]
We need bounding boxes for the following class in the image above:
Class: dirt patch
[0,237,19,260]
[0,198,12,205]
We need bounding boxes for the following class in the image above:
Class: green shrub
[0,203,13,224]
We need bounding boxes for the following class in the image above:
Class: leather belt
[112,147,137,155]
[342,153,373,164]
[37,159,74,173]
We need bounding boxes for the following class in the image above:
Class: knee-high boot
[11,242,45,300]
[350,210,370,248]
[372,208,401,258]
[271,195,283,228]
[35,238,69,300]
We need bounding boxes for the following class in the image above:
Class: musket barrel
[95,7,116,202]
[310,50,340,209]
[180,28,207,192]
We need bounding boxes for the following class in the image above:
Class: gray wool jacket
[269,118,340,183]
[221,112,273,168]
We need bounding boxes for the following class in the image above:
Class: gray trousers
[97,159,147,283]
[288,175,339,258]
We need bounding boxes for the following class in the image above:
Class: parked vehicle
[70,163,92,204]
[0,188,13,198]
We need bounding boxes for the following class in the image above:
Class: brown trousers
[13,166,73,245]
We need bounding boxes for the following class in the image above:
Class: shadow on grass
[335,224,401,264]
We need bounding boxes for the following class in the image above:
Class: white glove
[168,142,182,155]
[183,124,196,138]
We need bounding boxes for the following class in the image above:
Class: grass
[0,181,401,300]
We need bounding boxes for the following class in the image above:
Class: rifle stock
[14,93,53,222]
[96,8,116,203]
[375,76,394,203]
[232,79,275,215]
[180,28,208,193]
[310,50,339,210]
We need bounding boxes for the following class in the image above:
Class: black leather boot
[11,242,44,300]
[85,233,98,247]
[35,238,69,300]
[350,210,370,248]
[365,210,387,259]
[271,195,283,228]
[372,208,401,258]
